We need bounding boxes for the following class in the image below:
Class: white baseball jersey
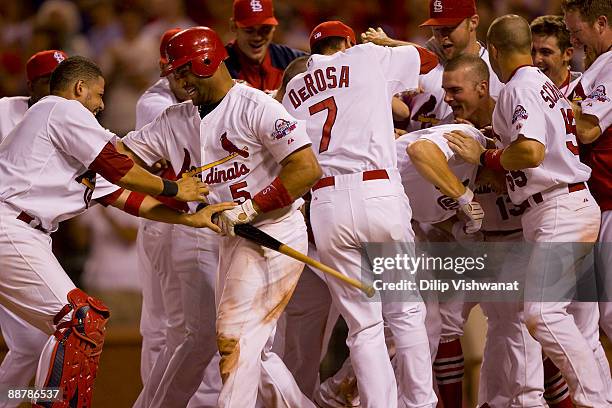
[492,66,591,205]
[572,50,612,212]
[136,78,179,130]
[559,70,582,98]
[574,50,612,131]
[395,124,484,224]
[0,96,120,232]
[283,43,421,175]
[403,45,503,132]
[124,82,311,224]
[0,96,29,143]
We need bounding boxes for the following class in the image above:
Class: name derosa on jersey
[287,66,350,109]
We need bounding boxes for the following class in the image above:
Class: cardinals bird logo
[220,133,249,158]
[181,134,248,178]
[511,105,528,124]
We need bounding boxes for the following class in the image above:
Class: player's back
[0,96,29,143]
[284,43,421,176]
[396,124,482,224]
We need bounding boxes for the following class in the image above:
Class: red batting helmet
[161,27,228,78]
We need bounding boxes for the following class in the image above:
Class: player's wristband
[159,179,178,197]
[253,177,294,213]
[124,192,147,216]
[455,188,474,207]
[479,149,505,172]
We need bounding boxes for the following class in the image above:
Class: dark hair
[562,0,611,24]
[50,56,103,93]
[530,15,572,52]
[311,37,347,55]
[280,56,309,90]
[487,14,532,54]
[445,54,490,83]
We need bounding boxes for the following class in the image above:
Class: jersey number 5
[561,108,579,155]
[309,97,337,153]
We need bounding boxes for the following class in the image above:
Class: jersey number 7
[309,97,338,153]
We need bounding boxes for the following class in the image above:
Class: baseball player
[283,20,439,408]
[135,27,185,384]
[361,0,503,132]
[0,50,67,142]
[0,55,231,407]
[131,28,223,408]
[0,50,67,408]
[225,0,306,91]
[270,55,334,400]
[120,26,322,408]
[446,15,609,407]
[563,0,612,343]
[530,15,582,97]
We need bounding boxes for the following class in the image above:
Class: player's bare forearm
[407,140,466,199]
[361,27,415,47]
[572,104,602,144]
[501,137,545,170]
[109,190,235,232]
[392,96,411,121]
[114,162,208,202]
[115,164,168,196]
[278,146,322,200]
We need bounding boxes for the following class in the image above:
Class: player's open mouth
[249,43,265,52]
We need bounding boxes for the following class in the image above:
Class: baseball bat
[234,224,376,298]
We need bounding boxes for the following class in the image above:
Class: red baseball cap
[160,28,183,64]
[309,21,356,50]
[233,0,278,28]
[420,0,477,27]
[26,50,67,81]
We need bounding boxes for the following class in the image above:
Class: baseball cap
[419,0,477,27]
[309,21,356,50]
[160,28,183,64]
[233,0,278,28]
[26,50,67,81]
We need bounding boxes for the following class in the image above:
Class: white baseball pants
[522,189,609,407]
[311,170,436,408]
[215,210,315,408]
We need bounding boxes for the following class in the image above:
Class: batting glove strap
[218,199,258,236]
[455,188,474,207]
[458,201,485,233]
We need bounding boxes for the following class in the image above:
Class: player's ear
[563,46,574,65]
[74,79,86,97]
[468,15,479,32]
[476,80,488,97]
[595,15,607,34]
[229,18,238,34]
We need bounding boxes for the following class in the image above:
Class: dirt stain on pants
[217,335,240,383]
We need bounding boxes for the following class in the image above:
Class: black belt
[16,211,48,233]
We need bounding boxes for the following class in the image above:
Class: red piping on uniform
[415,46,439,75]
[89,142,135,184]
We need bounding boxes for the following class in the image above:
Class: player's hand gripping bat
[234,224,376,298]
